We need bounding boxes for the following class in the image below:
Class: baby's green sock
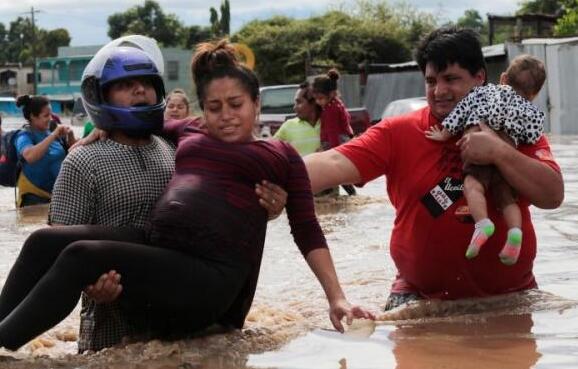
[499,228,523,265]
[466,218,495,259]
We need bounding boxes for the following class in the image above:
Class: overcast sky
[0,0,520,46]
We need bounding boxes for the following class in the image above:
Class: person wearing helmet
[48,37,177,352]
[46,35,286,353]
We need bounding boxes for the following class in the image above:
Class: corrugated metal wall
[507,39,578,134]
[362,59,509,123]
[338,74,362,108]
[547,42,578,134]
[363,71,425,122]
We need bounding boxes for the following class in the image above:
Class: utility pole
[24,7,42,94]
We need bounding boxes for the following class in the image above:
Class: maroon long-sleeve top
[320,97,353,149]
[149,118,328,327]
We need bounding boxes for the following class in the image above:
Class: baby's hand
[425,125,450,141]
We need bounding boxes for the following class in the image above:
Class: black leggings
[0,225,250,350]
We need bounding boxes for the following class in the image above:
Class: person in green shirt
[273,82,321,157]
[82,121,95,138]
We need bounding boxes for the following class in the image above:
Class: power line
[21,7,42,94]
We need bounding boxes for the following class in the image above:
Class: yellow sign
[233,43,255,70]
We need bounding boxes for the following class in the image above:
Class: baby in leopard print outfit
[426,54,546,266]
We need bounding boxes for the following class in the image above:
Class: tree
[210,0,231,36]
[554,2,578,35]
[107,0,185,47]
[43,29,71,57]
[184,25,213,49]
[517,0,564,15]
[0,17,70,65]
[457,9,485,33]
[234,5,418,85]
[0,23,8,64]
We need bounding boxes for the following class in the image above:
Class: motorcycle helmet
[81,35,166,135]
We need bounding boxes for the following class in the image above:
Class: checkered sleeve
[49,150,96,225]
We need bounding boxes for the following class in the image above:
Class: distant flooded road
[0,134,577,369]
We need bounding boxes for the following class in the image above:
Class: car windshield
[381,97,427,119]
[260,87,298,114]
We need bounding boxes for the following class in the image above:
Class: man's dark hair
[299,81,315,103]
[298,81,322,115]
[415,27,486,78]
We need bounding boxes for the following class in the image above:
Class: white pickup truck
[258,84,371,138]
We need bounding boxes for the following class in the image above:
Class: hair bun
[327,69,340,81]
[16,95,31,108]
[192,39,239,85]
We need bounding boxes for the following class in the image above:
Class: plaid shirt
[49,136,175,352]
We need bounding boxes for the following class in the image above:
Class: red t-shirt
[320,97,354,148]
[336,107,560,300]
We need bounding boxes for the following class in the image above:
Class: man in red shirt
[304,27,564,310]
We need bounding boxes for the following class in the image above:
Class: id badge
[421,177,463,218]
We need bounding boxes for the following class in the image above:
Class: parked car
[259,85,298,138]
[258,84,371,137]
[381,97,428,119]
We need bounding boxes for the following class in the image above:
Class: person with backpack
[13,95,75,207]
[0,114,20,188]
[0,115,9,186]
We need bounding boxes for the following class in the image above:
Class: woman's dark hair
[414,27,487,80]
[16,95,50,122]
[312,68,340,96]
[191,39,260,109]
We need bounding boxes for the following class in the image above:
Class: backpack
[0,127,31,187]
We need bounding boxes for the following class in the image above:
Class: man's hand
[84,270,123,304]
[255,180,287,220]
[329,298,375,333]
[456,122,509,165]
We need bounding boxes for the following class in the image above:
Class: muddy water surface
[0,133,577,369]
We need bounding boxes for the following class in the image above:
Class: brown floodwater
[0,133,577,369]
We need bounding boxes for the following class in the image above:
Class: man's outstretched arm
[304,150,362,194]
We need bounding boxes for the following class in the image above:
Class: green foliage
[210,0,231,36]
[0,17,71,65]
[107,0,227,48]
[184,25,214,49]
[457,10,484,33]
[107,0,186,47]
[516,0,578,37]
[43,29,72,57]
[517,0,563,15]
[555,1,578,35]
[552,0,578,36]
[234,0,436,85]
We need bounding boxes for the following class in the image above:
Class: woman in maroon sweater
[0,40,372,350]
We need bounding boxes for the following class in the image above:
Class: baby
[426,54,546,265]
